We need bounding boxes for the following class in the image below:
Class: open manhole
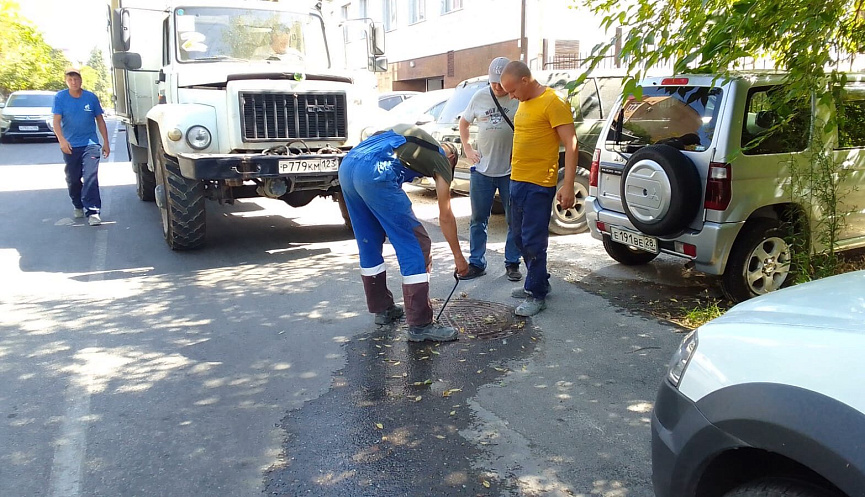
[431,299,527,339]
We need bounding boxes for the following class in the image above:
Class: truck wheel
[549,168,591,235]
[336,191,352,230]
[722,219,794,302]
[155,138,206,250]
[136,164,156,202]
[602,234,659,265]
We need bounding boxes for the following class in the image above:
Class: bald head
[500,60,541,102]
[502,60,532,80]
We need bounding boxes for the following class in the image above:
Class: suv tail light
[705,162,731,211]
[589,148,601,187]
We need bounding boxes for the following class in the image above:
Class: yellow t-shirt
[511,87,573,187]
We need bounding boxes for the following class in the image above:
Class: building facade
[336,0,617,91]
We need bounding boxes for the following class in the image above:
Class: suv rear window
[436,80,489,124]
[607,86,722,152]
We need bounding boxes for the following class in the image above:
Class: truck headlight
[667,330,697,387]
[186,125,212,150]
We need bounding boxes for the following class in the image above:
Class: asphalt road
[0,122,684,496]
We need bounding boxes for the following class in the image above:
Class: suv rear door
[597,81,724,233]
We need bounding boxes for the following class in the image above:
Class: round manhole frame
[430,298,527,339]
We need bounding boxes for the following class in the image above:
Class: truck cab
[108,0,386,249]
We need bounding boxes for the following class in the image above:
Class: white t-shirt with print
[461,87,519,177]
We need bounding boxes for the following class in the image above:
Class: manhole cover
[432,299,527,339]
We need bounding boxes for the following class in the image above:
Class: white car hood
[711,270,865,333]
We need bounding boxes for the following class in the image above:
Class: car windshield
[389,91,451,123]
[6,94,54,107]
[174,7,328,67]
[436,80,489,124]
[607,86,723,152]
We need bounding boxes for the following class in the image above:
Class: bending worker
[339,124,468,342]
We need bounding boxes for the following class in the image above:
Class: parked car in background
[378,90,421,110]
[587,72,865,301]
[386,88,454,128]
[0,90,58,141]
[653,269,865,497]
[422,71,624,234]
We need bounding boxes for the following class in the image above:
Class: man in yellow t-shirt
[499,61,578,316]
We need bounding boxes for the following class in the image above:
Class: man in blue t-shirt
[52,67,110,226]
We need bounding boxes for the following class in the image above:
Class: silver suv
[587,73,865,301]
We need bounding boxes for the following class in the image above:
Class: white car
[0,90,58,141]
[653,270,865,497]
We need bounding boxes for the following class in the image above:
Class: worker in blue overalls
[339,124,468,342]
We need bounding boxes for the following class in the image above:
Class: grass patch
[671,300,727,329]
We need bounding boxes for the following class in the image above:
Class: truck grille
[240,92,347,142]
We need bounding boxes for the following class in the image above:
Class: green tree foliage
[86,47,112,108]
[579,0,865,280]
[0,0,69,96]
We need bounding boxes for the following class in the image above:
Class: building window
[409,0,425,24]
[383,0,397,31]
[357,0,368,40]
[341,4,350,40]
[441,0,462,14]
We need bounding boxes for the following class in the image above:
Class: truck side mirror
[112,9,132,51]
[368,23,385,56]
[112,52,142,70]
[368,56,388,73]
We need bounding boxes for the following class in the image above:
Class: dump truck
[108,0,387,249]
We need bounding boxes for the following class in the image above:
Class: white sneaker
[88,213,102,226]
[73,208,85,219]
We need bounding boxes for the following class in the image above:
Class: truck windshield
[174,7,328,67]
[607,86,723,152]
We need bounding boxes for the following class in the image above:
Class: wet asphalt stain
[263,301,538,496]
[548,260,731,330]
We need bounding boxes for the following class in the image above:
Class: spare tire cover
[620,144,701,236]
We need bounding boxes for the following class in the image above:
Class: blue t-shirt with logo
[52,89,103,148]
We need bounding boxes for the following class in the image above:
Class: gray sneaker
[73,208,85,219]
[374,304,404,325]
[515,297,547,317]
[407,322,458,342]
[511,287,531,298]
[511,283,551,299]
[88,213,102,226]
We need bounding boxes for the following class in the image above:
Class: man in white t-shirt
[458,57,522,281]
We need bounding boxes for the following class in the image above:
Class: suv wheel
[549,168,591,235]
[724,477,840,497]
[602,234,659,265]
[620,145,701,236]
[722,219,794,302]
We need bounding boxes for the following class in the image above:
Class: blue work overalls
[338,131,435,326]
